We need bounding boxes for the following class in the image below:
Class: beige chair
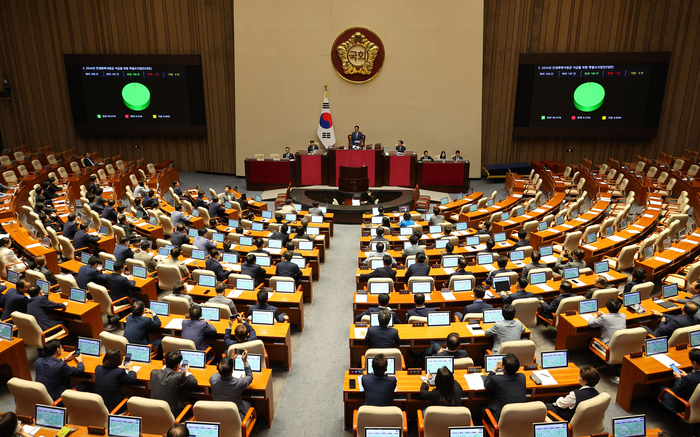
[270,153,280,161]
[0,156,10,167]
[56,274,79,295]
[8,377,57,416]
[483,401,547,437]
[353,406,407,437]
[527,267,553,282]
[57,236,78,261]
[366,277,395,294]
[192,400,256,437]
[11,311,68,347]
[229,273,254,286]
[31,159,42,171]
[454,357,475,369]
[203,302,232,319]
[408,276,435,292]
[89,283,132,327]
[106,164,116,175]
[580,224,600,245]
[269,276,296,292]
[494,271,519,286]
[16,165,28,177]
[181,243,196,258]
[664,261,700,290]
[524,179,542,197]
[99,251,116,265]
[658,382,700,427]
[3,171,18,185]
[254,154,265,161]
[362,348,406,371]
[538,296,584,328]
[655,177,677,197]
[126,397,189,434]
[630,282,654,300]
[494,339,536,365]
[511,298,539,328]
[590,288,620,309]
[225,340,268,368]
[162,337,213,362]
[668,325,700,348]
[589,327,647,365]
[418,406,472,437]
[548,392,610,436]
[447,274,476,290]
[520,221,539,240]
[14,151,24,161]
[62,390,110,427]
[163,295,191,315]
[157,264,187,291]
[553,231,582,253]
[191,269,216,285]
[100,331,128,355]
[604,244,638,271]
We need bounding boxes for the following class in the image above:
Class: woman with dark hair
[439,151,447,160]
[0,412,31,437]
[420,366,463,406]
[381,217,391,229]
[94,348,137,412]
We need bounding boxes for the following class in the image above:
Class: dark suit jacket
[484,372,527,421]
[224,321,258,348]
[406,306,435,323]
[540,293,574,318]
[359,266,396,282]
[208,203,227,221]
[63,221,79,239]
[661,371,700,413]
[150,367,198,415]
[76,265,107,289]
[114,244,135,263]
[82,157,95,167]
[282,152,294,159]
[124,314,161,345]
[173,187,185,197]
[27,295,65,330]
[406,262,431,280]
[362,373,397,406]
[351,131,364,144]
[654,314,698,338]
[35,356,86,400]
[623,280,644,294]
[86,182,98,194]
[275,261,302,282]
[420,380,464,406]
[356,306,401,324]
[205,258,230,281]
[73,230,99,251]
[485,268,514,285]
[464,300,493,314]
[95,365,138,411]
[249,303,284,323]
[1,287,28,320]
[395,145,406,153]
[435,349,469,359]
[105,273,138,303]
[102,206,118,223]
[502,290,535,304]
[182,319,217,351]
[36,267,58,286]
[515,239,529,248]
[269,231,289,247]
[451,269,474,278]
[241,262,266,286]
[142,196,157,209]
[194,198,209,209]
[171,231,189,247]
[365,325,400,348]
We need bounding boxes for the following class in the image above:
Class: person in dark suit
[142,190,157,209]
[95,348,138,412]
[410,332,468,367]
[210,354,253,420]
[194,191,209,209]
[482,238,497,253]
[420,366,464,406]
[0,280,28,320]
[521,250,546,279]
[171,181,185,199]
[205,249,232,281]
[170,224,189,247]
[62,213,79,240]
[133,197,148,218]
[46,177,61,194]
[91,191,106,213]
[307,140,319,153]
[124,301,162,351]
[539,280,574,319]
[365,310,400,348]
[82,152,95,167]
[76,256,107,289]
[623,266,648,294]
[406,292,435,323]
[182,304,217,353]
[514,229,529,248]
[106,261,140,303]
[73,222,100,255]
[406,252,431,280]
[249,289,289,323]
[275,251,302,282]
[350,126,364,147]
[27,285,65,331]
[395,140,406,153]
[644,302,698,337]
[658,349,700,413]
[35,340,89,400]
[485,256,513,286]
[150,350,198,416]
[370,226,389,243]
[208,196,228,222]
[270,223,290,248]
[454,286,493,322]
[546,366,600,421]
[484,353,527,421]
[476,220,492,236]
[359,255,397,282]
[224,315,258,348]
[282,147,294,160]
[450,257,474,278]
[500,277,535,304]
[113,237,134,263]
[241,253,266,286]
[251,237,271,257]
[451,150,465,161]
[101,199,118,223]
[362,353,397,406]
[86,175,99,195]
[419,150,433,162]
[355,293,401,325]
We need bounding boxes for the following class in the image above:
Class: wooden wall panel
[0,0,235,174]
[482,0,700,172]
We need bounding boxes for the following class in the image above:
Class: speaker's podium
[338,165,368,193]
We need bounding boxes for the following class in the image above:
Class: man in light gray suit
[521,250,547,279]
[170,204,191,227]
[484,304,526,353]
[401,235,425,259]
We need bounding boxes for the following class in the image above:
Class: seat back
[191,269,216,285]
[62,390,110,427]
[203,302,232,319]
[193,401,243,437]
[687,384,700,423]
[17,165,28,177]
[581,224,600,245]
[673,159,684,170]
[8,377,54,417]
[228,273,253,286]
[162,336,196,355]
[423,406,472,437]
[521,221,538,239]
[554,296,584,328]
[511,298,540,328]
[569,392,611,436]
[561,231,582,253]
[3,170,17,184]
[615,245,639,271]
[12,312,47,348]
[88,283,116,316]
[226,340,267,368]
[100,331,128,355]
[499,339,536,365]
[364,348,402,371]
[591,288,620,309]
[126,397,175,435]
[56,274,78,294]
[270,276,296,291]
[254,154,265,161]
[630,282,654,300]
[447,274,476,290]
[607,327,647,364]
[453,357,474,369]
[527,268,553,281]
[497,401,547,437]
[669,325,700,347]
[356,406,404,437]
[646,166,657,179]
[162,295,191,315]
[156,264,185,291]
[407,276,435,292]
[634,161,645,173]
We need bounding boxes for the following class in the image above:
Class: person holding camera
[554,248,586,274]
[210,350,254,419]
[224,313,258,348]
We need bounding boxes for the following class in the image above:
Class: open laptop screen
[541,350,568,369]
[108,415,141,437]
[612,415,646,437]
[185,422,220,437]
[35,405,66,429]
[425,356,454,374]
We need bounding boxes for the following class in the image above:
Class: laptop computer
[594,260,609,274]
[400,227,413,236]
[455,222,468,231]
[538,222,548,231]
[107,415,141,437]
[291,257,306,269]
[222,252,238,264]
[509,250,525,267]
[690,330,700,348]
[188,229,199,238]
[212,232,225,242]
[35,405,66,429]
[529,271,547,285]
[466,236,480,246]
[251,222,264,232]
[492,276,510,293]
[429,225,441,234]
[541,350,568,369]
[77,337,101,357]
[427,311,451,327]
[578,299,598,316]
[0,322,13,341]
[425,356,454,376]
[251,310,275,325]
[370,258,384,270]
[586,233,597,244]
[125,343,151,363]
[239,236,253,246]
[36,279,50,295]
[180,349,207,369]
[298,240,314,251]
[611,415,646,437]
[268,239,283,249]
[493,232,506,243]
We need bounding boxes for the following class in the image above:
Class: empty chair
[483,401,547,437]
[554,231,581,253]
[664,261,700,290]
[61,390,110,427]
[655,177,677,197]
[31,159,42,171]
[589,327,647,368]
[14,151,24,161]
[11,311,68,348]
[270,153,280,161]
[254,154,265,161]
[511,298,539,328]
[163,295,191,315]
[3,170,17,184]
[590,288,620,309]
[89,283,132,328]
[629,282,654,300]
[126,397,187,435]
[157,264,187,291]
[418,406,472,437]
[147,163,156,176]
[100,331,128,355]
[192,400,256,437]
[494,339,536,365]
[105,164,116,175]
[353,406,407,437]
[668,325,700,348]
[8,377,56,416]
[526,267,553,282]
[604,244,638,271]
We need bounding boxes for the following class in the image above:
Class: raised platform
[288,187,415,224]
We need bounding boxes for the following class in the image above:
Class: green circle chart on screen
[573,82,605,112]
[122,82,151,111]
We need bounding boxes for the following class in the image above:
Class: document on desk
[541,255,558,264]
[533,370,558,386]
[582,244,597,251]
[443,268,455,275]
[483,265,496,272]
[354,328,367,338]
[466,325,485,336]
[534,208,546,214]
[424,294,432,301]
[231,370,245,379]
[268,248,283,255]
[655,257,672,264]
[669,247,686,253]
[686,239,700,246]
[512,193,523,198]
[579,313,595,323]
[632,224,645,229]
[607,235,625,242]
[227,289,245,298]
[398,236,408,241]
[183,258,196,265]
[484,290,496,299]
[134,222,148,228]
[602,273,616,281]
[430,233,442,239]
[642,214,654,218]
[22,426,40,436]
[536,283,554,292]
[186,284,195,292]
[504,220,516,225]
[652,354,680,369]
[627,230,641,234]
[131,366,142,373]
[165,318,184,330]
[464,374,485,390]
[25,243,41,249]
[570,278,587,287]
[560,224,573,230]
[355,294,368,303]
[441,291,456,301]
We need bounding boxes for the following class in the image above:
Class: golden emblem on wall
[337,32,379,75]
[331,27,385,84]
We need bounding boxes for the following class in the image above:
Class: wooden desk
[458,193,524,228]
[62,353,276,426]
[636,232,700,281]
[348,322,531,368]
[342,364,579,428]
[48,293,103,339]
[617,347,693,412]
[490,193,566,235]
[0,337,31,380]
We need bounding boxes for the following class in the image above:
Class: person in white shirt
[546,366,600,421]
[0,238,27,272]
[279,201,297,215]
